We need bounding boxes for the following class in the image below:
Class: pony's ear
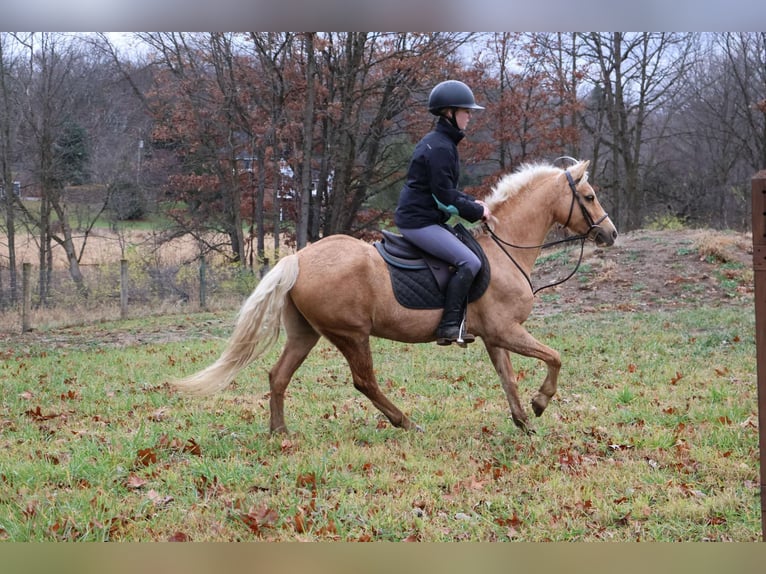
[569,160,590,181]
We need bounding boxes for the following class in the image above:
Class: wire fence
[0,256,261,335]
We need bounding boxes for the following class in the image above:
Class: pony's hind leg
[268,297,320,433]
[326,333,418,431]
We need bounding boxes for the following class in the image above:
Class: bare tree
[0,34,22,307]
[577,32,695,231]
[472,33,583,175]
[315,32,470,236]
[717,33,766,171]
[137,32,252,264]
[297,32,316,250]
[14,33,103,299]
[661,33,766,228]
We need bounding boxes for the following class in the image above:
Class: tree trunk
[0,37,18,305]
[50,192,89,298]
[297,33,315,249]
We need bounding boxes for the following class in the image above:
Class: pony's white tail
[172,254,300,396]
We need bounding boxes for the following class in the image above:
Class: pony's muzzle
[591,224,618,247]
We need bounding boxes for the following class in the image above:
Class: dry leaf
[126,474,147,489]
[146,489,174,507]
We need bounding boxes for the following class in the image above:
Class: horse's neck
[487,198,555,271]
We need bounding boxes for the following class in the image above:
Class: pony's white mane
[484,161,589,211]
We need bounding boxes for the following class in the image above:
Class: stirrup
[436,318,475,347]
[456,318,476,348]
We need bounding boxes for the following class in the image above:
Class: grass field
[0,302,758,541]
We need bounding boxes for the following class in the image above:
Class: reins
[484,223,588,295]
[483,167,609,296]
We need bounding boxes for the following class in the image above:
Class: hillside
[531,228,754,317]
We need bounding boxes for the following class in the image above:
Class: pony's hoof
[531,394,549,417]
[512,416,533,435]
[404,421,425,433]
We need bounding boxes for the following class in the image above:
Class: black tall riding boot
[436,264,476,346]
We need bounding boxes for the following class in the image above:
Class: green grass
[0,305,758,541]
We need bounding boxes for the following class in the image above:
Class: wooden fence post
[21,262,31,333]
[750,170,766,541]
[120,259,129,319]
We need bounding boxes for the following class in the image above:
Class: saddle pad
[380,224,491,310]
[386,265,445,309]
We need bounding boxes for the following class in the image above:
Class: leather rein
[484,169,609,295]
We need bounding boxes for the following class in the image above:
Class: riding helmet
[427,80,485,115]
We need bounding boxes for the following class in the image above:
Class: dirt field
[4,229,218,269]
[531,228,754,316]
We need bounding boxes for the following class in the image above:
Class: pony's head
[485,159,617,247]
[559,160,617,247]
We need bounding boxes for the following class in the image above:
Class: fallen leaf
[183,438,202,456]
[126,474,147,489]
[293,509,308,534]
[146,489,174,507]
[25,406,59,421]
[740,415,758,428]
[22,501,37,519]
[706,515,727,526]
[168,532,189,542]
[241,505,279,536]
[196,475,224,498]
[135,448,158,467]
[296,472,317,490]
[281,439,295,453]
[317,519,338,536]
[149,407,170,422]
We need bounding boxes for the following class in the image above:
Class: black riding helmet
[428,80,485,115]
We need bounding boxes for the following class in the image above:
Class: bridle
[484,167,610,295]
[563,170,609,237]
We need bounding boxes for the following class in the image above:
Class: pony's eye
[585,195,595,202]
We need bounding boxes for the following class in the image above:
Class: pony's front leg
[484,343,531,434]
[487,324,562,423]
[508,325,561,417]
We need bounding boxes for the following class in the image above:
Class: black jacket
[394,117,484,229]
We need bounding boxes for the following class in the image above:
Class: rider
[394,80,492,346]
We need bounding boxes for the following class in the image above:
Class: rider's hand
[476,200,491,222]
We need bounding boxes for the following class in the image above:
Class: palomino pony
[173,159,617,434]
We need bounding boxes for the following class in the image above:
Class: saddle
[373,223,490,310]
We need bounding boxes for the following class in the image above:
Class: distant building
[0,181,20,199]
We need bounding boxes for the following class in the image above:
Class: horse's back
[290,235,386,323]
[295,235,379,281]
[289,235,439,341]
